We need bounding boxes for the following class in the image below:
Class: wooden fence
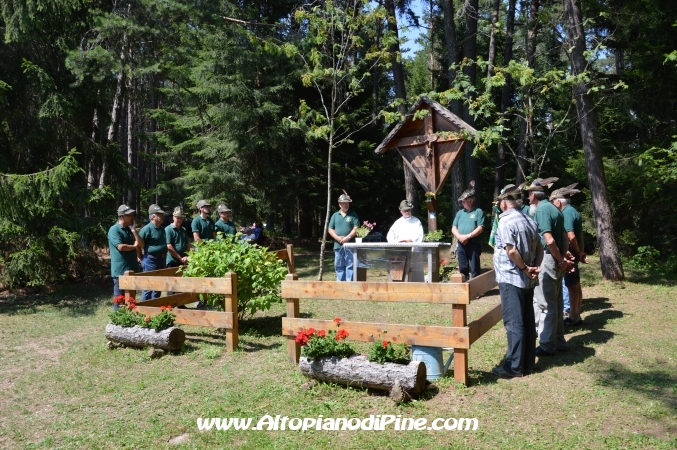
[281,269,500,385]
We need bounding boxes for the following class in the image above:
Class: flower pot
[355,237,363,243]
[105,324,185,350]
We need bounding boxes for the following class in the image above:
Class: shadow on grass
[0,282,109,317]
[624,268,677,286]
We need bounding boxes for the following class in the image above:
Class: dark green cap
[217,204,231,213]
[117,204,135,216]
[196,199,211,209]
[148,204,165,215]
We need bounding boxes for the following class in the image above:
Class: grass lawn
[0,247,676,449]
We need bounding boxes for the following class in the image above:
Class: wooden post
[285,273,300,363]
[425,199,437,232]
[452,304,468,385]
[286,244,295,274]
[450,273,465,283]
[123,270,137,302]
[224,272,238,352]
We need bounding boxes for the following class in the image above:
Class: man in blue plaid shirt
[492,185,544,378]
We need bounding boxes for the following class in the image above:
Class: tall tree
[462,0,481,205]
[563,0,624,280]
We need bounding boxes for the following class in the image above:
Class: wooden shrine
[374,96,476,231]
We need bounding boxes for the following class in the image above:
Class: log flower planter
[299,355,426,401]
[105,324,185,350]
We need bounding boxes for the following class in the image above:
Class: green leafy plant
[296,325,355,362]
[109,297,176,331]
[180,234,287,320]
[626,245,661,270]
[368,339,410,364]
[424,230,445,242]
[356,221,375,238]
[425,192,435,200]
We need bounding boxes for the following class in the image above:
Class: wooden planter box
[105,324,185,350]
[299,355,426,400]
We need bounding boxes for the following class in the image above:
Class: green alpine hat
[458,180,476,201]
[496,184,522,201]
[172,206,185,217]
[525,177,559,192]
[196,199,211,209]
[398,200,413,210]
[148,204,165,215]
[217,204,231,213]
[338,190,352,203]
[117,204,135,216]
[549,183,581,201]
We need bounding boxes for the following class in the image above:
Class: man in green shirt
[192,199,215,242]
[166,207,189,268]
[451,182,485,279]
[215,204,236,237]
[328,192,359,281]
[526,178,572,356]
[139,204,167,300]
[551,186,588,327]
[108,204,143,309]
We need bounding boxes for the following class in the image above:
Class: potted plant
[105,296,185,350]
[297,320,426,400]
[355,221,375,243]
[424,230,444,242]
[424,191,436,201]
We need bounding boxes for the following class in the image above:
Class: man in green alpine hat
[139,204,167,300]
[192,199,215,242]
[166,207,189,268]
[108,204,143,309]
[451,181,485,279]
[215,204,236,237]
[526,177,572,356]
[328,191,359,281]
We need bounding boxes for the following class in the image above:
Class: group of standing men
[108,200,237,304]
[492,178,587,378]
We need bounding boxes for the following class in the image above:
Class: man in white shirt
[387,200,425,282]
[387,200,424,243]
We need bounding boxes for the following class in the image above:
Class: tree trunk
[563,0,624,281]
[463,0,481,206]
[486,0,500,79]
[317,138,333,281]
[105,324,185,350]
[442,0,465,219]
[299,355,427,396]
[494,0,517,197]
[385,0,418,211]
[126,90,134,206]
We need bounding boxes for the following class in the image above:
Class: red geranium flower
[336,329,349,341]
[333,317,342,324]
[382,340,389,348]
[306,328,316,335]
[144,316,151,323]
[295,331,310,346]
[317,330,326,337]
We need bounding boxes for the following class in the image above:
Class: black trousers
[457,241,481,279]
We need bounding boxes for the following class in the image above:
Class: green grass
[0,252,676,449]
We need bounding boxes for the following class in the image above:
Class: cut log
[299,355,426,396]
[105,324,185,350]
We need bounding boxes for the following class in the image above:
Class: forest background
[1,0,676,288]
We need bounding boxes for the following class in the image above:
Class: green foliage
[109,304,176,331]
[180,234,287,320]
[368,340,410,364]
[626,246,661,270]
[424,230,445,242]
[297,328,355,362]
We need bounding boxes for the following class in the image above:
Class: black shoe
[573,318,583,326]
[563,317,576,326]
[492,367,524,379]
[535,346,555,357]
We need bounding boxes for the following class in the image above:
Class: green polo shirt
[452,207,485,244]
[328,209,359,250]
[165,224,188,265]
[192,216,215,241]
[215,219,236,236]
[108,223,140,277]
[139,222,167,254]
[534,199,566,251]
[562,204,582,248]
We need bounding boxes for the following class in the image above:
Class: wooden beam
[282,318,470,349]
[468,303,503,345]
[134,307,234,328]
[119,275,234,294]
[468,270,498,300]
[387,134,461,149]
[136,292,198,308]
[452,304,468,385]
[281,281,471,304]
[224,272,238,351]
[285,273,300,363]
[128,267,181,277]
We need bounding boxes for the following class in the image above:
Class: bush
[368,340,410,364]
[626,245,661,270]
[109,297,176,331]
[180,234,288,320]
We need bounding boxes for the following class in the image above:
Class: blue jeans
[113,277,123,311]
[457,241,481,279]
[141,253,166,300]
[562,278,570,313]
[334,246,354,281]
[499,282,536,375]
